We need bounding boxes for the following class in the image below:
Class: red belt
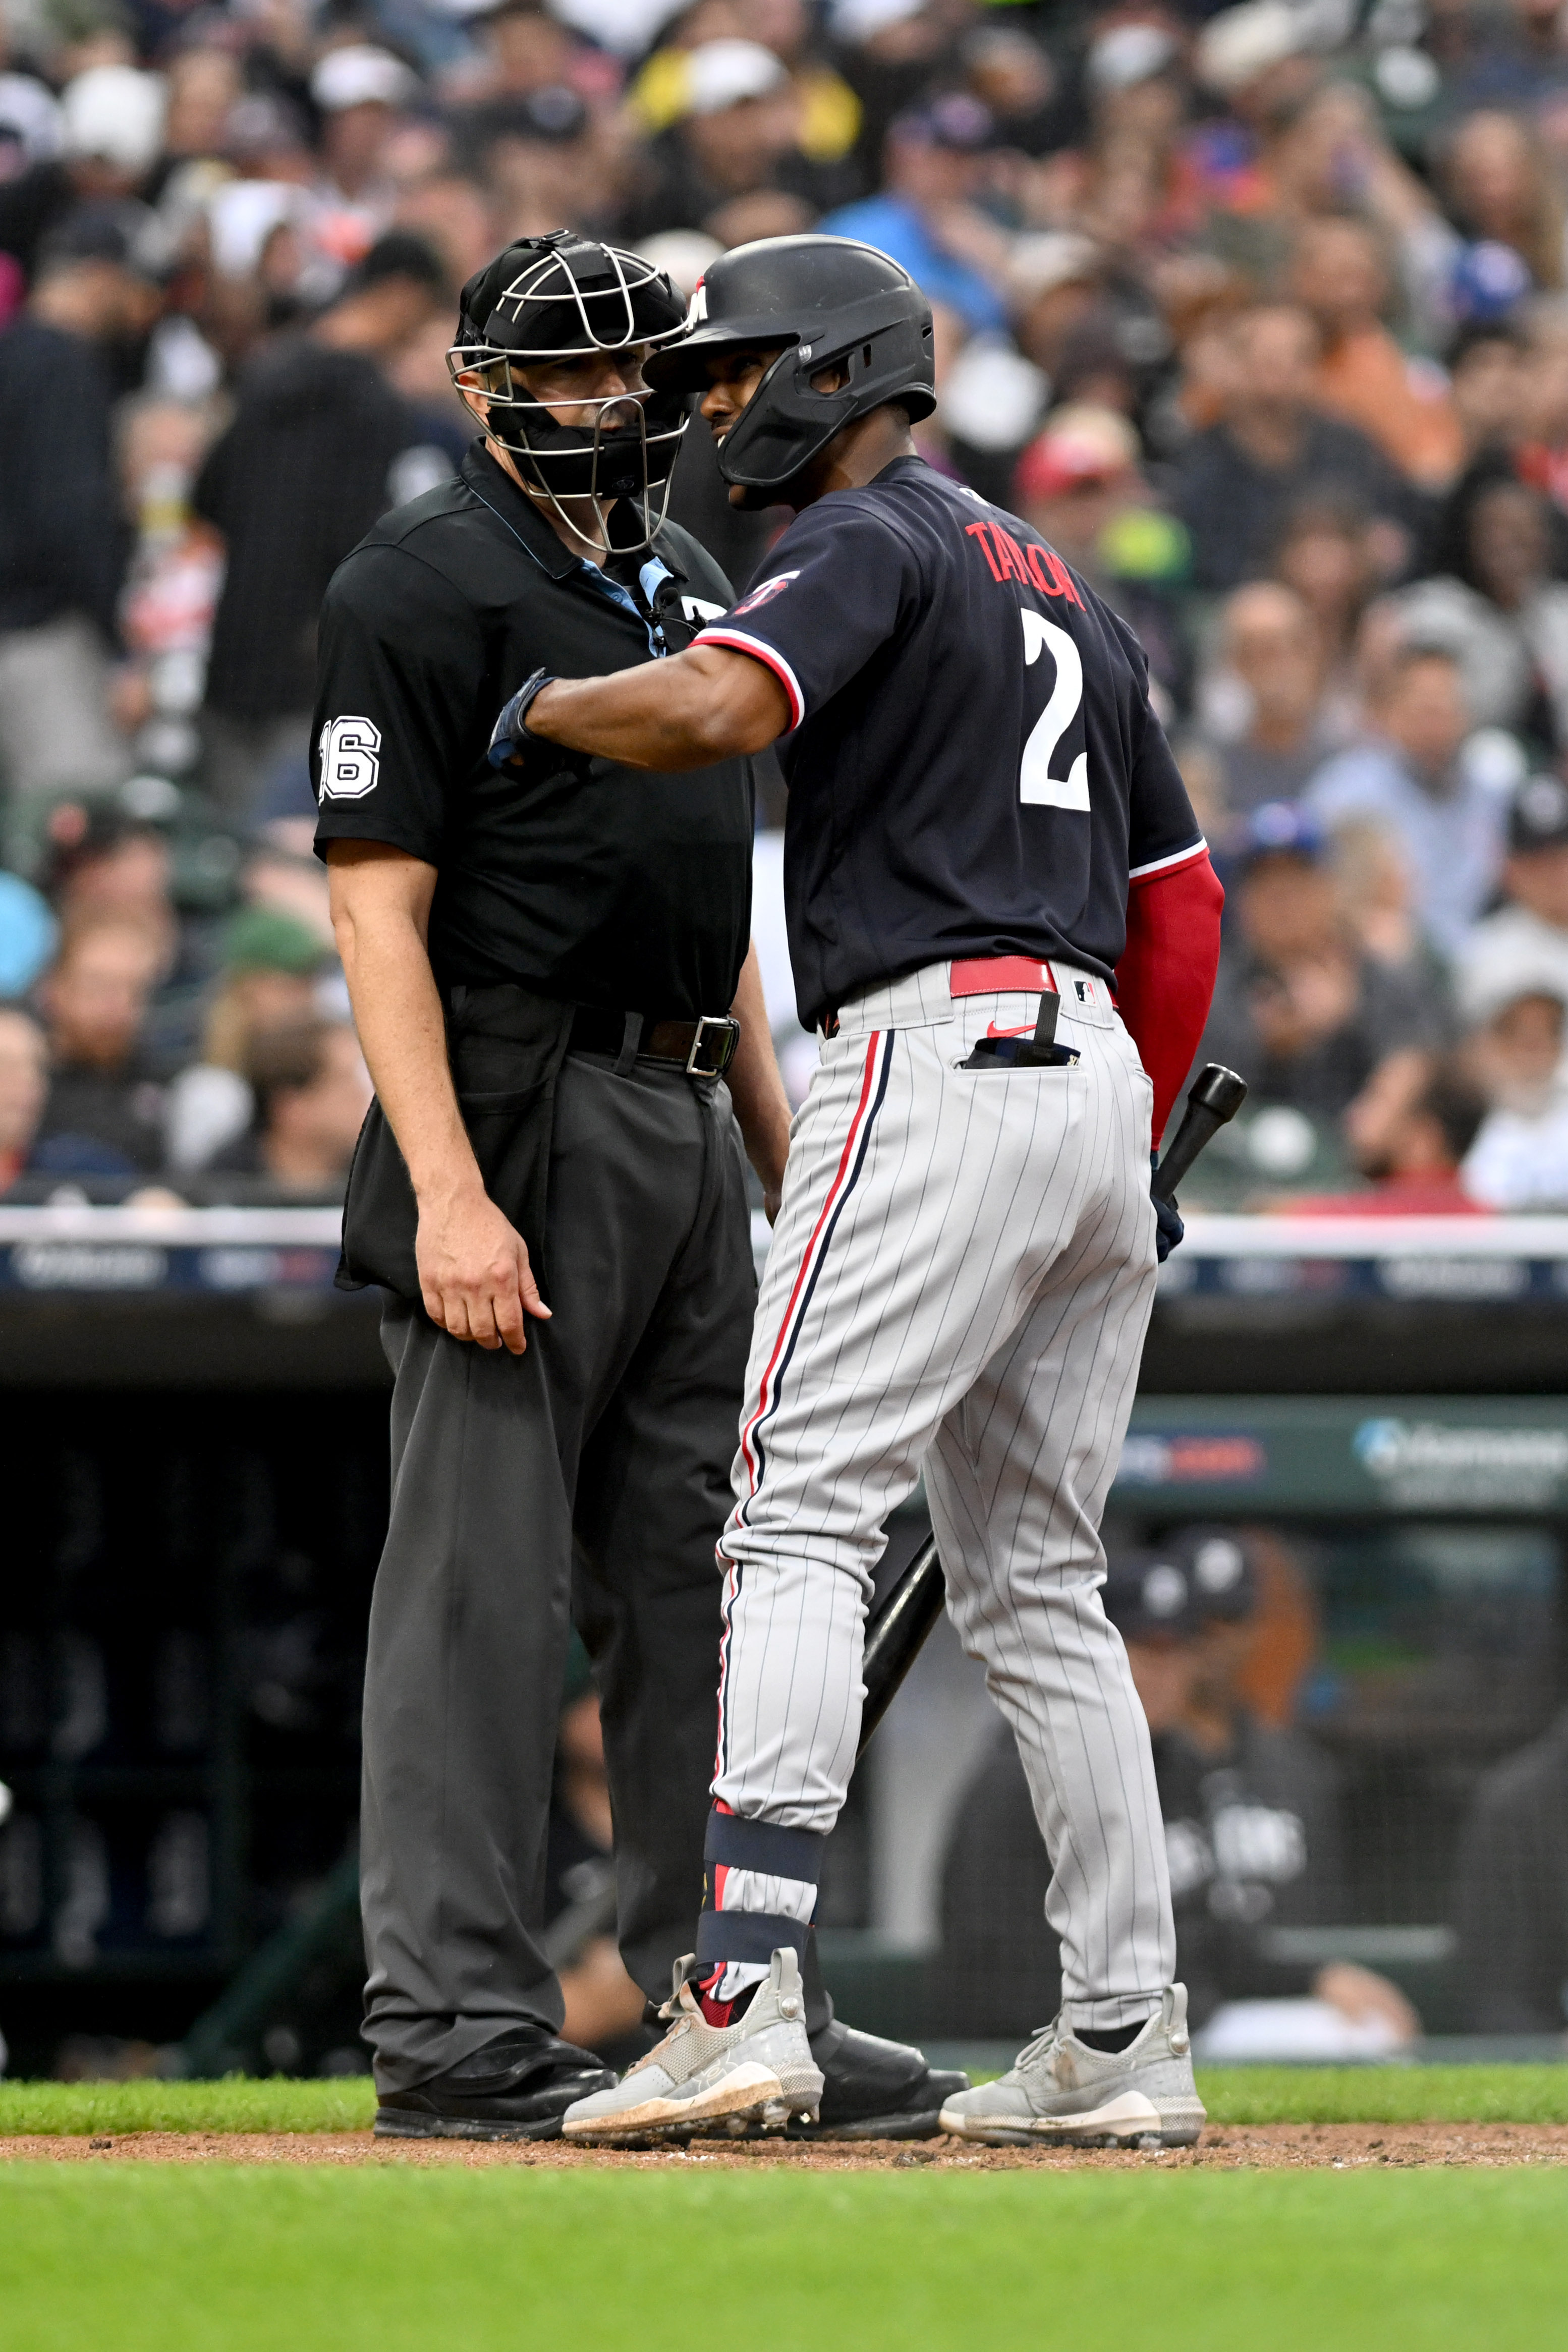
[950,956,1057,998]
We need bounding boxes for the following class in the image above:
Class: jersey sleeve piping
[692,627,807,729]
[1129,836,1208,886]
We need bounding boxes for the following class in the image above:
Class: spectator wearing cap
[192,232,451,821]
[1463,772,1568,1016]
[1306,643,1512,958]
[1200,802,1442,1156]
[1461,973,1568,1209]
[1013,405,1190,712]
[307,46,421,280]
[1171,305,1412,594]
[164,905,328,1172]
[204,1016,371,1198]
[619,39,842,249]
[0,210,160,866]
[0,63,165,288]
[1288,217,1463,494]
[817,94,1010,335]
[1198,582,1337,820]
[936,1528,1418,2046]
[0,1002,47,1194]
[631,0,863,179]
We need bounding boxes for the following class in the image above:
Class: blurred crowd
[936,1521,1568,2045]
[12,0,1568,1198]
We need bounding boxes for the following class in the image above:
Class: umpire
[314,233,791,2137]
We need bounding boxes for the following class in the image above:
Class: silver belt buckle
[686,1014,740,1076]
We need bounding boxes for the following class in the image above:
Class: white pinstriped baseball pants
[714,960,1175,2029]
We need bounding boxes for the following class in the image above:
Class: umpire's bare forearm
[527,645,790,770]
[326,839,478,1206]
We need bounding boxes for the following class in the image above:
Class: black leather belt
[568,1006,741,1077]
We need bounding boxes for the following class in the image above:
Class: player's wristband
[487,668,557,768]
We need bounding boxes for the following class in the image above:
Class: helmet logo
[687,281,707,324]
[732,570,800,615]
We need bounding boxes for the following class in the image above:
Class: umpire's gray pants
[360,1050,754,2091]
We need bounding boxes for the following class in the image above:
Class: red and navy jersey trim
[1128,835,1208,886]
[692,626,807,730]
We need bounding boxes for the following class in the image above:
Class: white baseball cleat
[562,1946,824,2145]
[938,1984,1205,2148]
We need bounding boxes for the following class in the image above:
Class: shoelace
[1016,2021,1066,2070]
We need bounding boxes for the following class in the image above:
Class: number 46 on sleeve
[1019,610,1089,811]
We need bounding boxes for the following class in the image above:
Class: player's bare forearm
[326,839,549,1351]
[527,644,790,770]
[726,941,792,1219]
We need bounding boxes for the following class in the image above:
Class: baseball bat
[856,1063,1248,1757]
[1150,1063,1249,1206]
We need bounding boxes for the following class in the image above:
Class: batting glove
[487,667,557,769]
[1151,1149,1184,1263]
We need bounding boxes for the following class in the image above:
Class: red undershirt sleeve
[1115,849,1224,1148]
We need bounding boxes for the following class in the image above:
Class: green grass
[0,2077,377,2137]
[3,2165,1567,2352]
[1199,2063,1568,2125]
[4,2064,1567,2138]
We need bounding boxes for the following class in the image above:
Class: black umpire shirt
[694,454,1204,1032]
[311,441,753,1019]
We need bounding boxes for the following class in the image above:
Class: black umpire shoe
[374,2024,616,2141]
[791,2018,969,2140]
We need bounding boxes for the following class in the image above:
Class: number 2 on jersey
[1019,609,1089,811]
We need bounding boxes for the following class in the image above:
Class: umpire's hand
[417,1188,551,1353]
[325,843,556,1357]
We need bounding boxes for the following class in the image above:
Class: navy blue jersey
[694,455,1204,1031]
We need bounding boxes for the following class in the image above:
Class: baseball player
[497,234,1225,2146]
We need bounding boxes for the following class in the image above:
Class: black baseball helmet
[447,232,689,517]
[645,234,936,502]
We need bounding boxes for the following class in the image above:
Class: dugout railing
[0,1208,1564,2073]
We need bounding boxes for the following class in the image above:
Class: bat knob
[1187,1065,1248,1125]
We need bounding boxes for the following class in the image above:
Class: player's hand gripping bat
[855,1062,1248,1756]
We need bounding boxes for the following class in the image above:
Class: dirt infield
[5,2123,1565,2169]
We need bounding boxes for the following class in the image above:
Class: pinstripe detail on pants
[716,1028,892,1785]
[710,961,1177,2031]
[737,1028,894,1517]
